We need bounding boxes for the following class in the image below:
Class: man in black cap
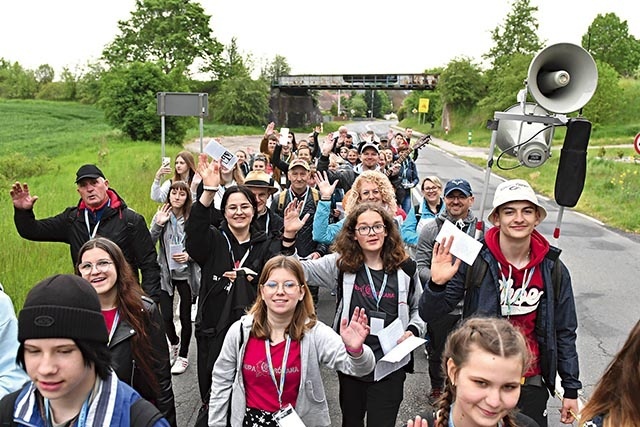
[0,274,168,426]
[415,178,477,403]
[9,165,161,302]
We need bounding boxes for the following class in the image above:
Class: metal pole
[159,93,166,158]
[475,124,499,240]
[199,94,205,153]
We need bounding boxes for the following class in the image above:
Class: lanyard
[107,310,120,345]
[221,231,252,270]
[364,265,388,311]
[83,200,110,239]
[288,188,309,218]
[45,390,91,427]
[264,336,292,409]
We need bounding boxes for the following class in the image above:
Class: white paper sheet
[373,319,426,381]
[435,219,483,266]
[204,139,238,170]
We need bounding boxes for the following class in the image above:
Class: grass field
[1,99,638,309]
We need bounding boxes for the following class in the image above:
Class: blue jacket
[400,198,446,246]
[418,245,581,398]
[9,371,169,426]
[0,286,29,399]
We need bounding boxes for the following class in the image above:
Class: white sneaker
[171,356,189,375]
[191,303,197,322]
[169,342,179,366]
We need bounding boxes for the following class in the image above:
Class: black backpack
[0,389,163,427]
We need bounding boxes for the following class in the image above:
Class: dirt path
[184,135,263,155]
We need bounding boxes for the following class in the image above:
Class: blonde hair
[343,170,397,215]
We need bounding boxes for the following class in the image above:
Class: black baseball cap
[75,164,105,183]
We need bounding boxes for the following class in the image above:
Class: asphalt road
[173,123,640,426]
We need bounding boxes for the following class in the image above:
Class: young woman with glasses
[208,255,375,426]
[186,154,308,415]
[75,237,177,426]
[301,202,425,427]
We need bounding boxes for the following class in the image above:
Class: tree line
[1,0,639,143]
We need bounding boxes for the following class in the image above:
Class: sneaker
[428,388,442,405]
[191,303,197,323]
[171,356,189,375]
[169,342,179,366]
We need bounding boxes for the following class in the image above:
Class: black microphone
[554,118,591,207]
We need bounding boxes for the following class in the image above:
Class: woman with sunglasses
[208,255,375,427]
[302,202,425,427]
[75,237,177,426]
[186,154,308,416]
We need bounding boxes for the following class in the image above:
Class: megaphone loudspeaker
[495,103,553,168]
[528,43,598,114]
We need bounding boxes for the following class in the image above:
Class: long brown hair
[333,203,407,273]
[579,319,640,426]
[248,256,317,341]
[436,317,531,427]
[75,237,159,397]
[171,150,196,184]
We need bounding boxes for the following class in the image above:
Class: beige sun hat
[488,179,548,221]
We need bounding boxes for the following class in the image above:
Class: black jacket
[13,188,161,302]
[109,296,176,426]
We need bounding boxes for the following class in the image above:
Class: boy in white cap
[419,179,581,426]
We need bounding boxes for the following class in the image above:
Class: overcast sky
[2,0,639,78]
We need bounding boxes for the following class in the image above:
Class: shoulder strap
[310,188,320,205]
[464,255,489,290]
[0,389,20,427]
[414,203,421,219]
[130,397,164,427]
[277,191,287,212]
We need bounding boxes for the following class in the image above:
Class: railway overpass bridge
[269,73,438,127]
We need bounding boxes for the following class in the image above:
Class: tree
[583,13,640,77]
[0,60,38,99]
[102,0,223,76]
[484,0,544,69]
[439,57,486,112]
[582,60,622,124]
[213,76,270,126]
[218,37,252,81]
[34,64,54,85]
[99,61,191,143]
[260,55,291,84]
[478,52,531,116]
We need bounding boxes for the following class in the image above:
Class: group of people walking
[0,123,636,427]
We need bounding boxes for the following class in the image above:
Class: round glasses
[355,224,386,236]
[261,280,302,294]
[78,260,113,274]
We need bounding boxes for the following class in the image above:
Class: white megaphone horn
[527,43,598,114]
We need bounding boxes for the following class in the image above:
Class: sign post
[157,92,209,157]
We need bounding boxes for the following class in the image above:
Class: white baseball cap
[488,179,547,221]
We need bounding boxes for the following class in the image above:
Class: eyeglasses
[261,280,302,294]
[78,260,113,274]
[225,204,253,213]
[355,224,386,236]
[423,186,440,192]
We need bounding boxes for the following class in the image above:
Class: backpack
[277,188,320,212]
[0,389,163,427]
[463,245,563,299]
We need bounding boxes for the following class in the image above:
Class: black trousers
[159,280,192,357]
[518,383,550,427]
[338,369,406,427]
[426,313,461,389]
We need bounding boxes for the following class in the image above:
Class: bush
[98,62,191,144]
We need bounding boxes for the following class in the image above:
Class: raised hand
[407,415,428,427]
[10,182,38,210]
[321,132,335,155]
[314,171,338,200]
[155,203,172,226]
[265,122,275,137]
[283,199,310,236]
[430,236,461,285]
[155,165,171,180]
[340,307,370,350]
[197,153,220,187]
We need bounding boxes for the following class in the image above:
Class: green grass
[1,99,638,310]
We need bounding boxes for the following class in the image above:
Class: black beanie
[18,274,108,344]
